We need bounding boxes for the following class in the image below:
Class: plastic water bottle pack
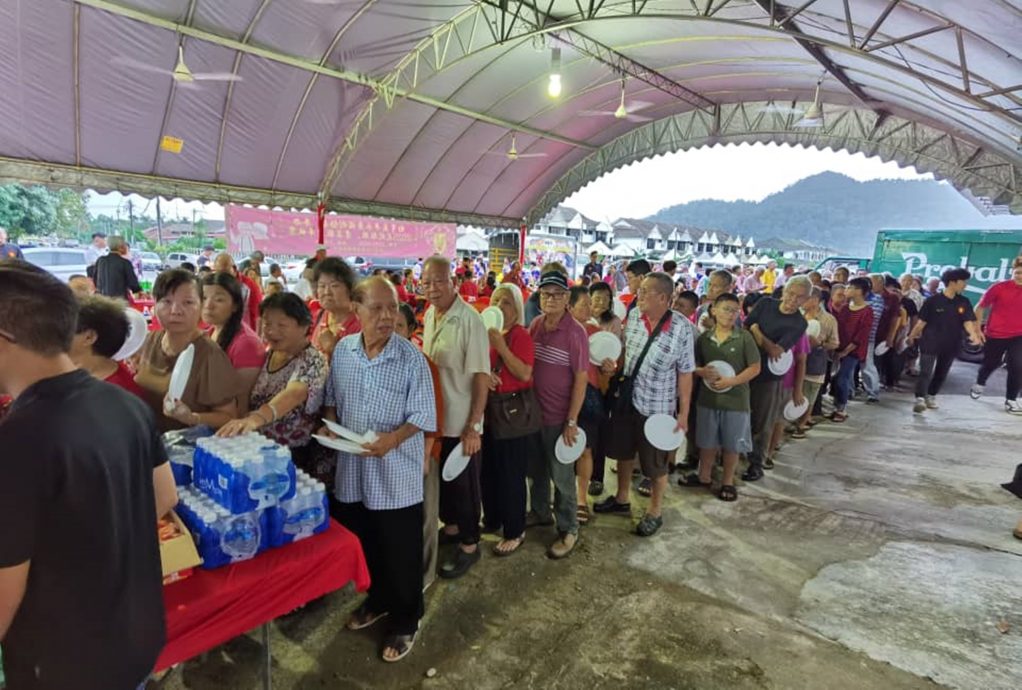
[267,469,330,547]
[194,433,297,514]
[176,486,269,568]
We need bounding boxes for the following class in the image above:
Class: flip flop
[637,477,653,497]
[492,535,525,557]
[381,631,417,663]
[346,603,388,631]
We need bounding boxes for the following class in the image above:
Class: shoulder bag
[606,311,671,419]
[485,335,542,440]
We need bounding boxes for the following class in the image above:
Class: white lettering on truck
[899,252,1011,296]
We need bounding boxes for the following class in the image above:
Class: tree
[53,189,90,239]
[0,183,57,239]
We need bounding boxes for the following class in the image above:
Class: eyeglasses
[539,291,567,300]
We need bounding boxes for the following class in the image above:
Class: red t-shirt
[459,281,479,299]
[490,324,535,394]
[978,279,1022,339]
[218,323,266,369]
[529,314,590,426]
[105,362,146,399]
[834,304,874,361]
[238,274,263,330]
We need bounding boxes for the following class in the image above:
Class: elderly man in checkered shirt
[594,271,695,537]
[322,275,437,663]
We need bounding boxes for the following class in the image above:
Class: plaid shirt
[622,310,696,417]
[325,333,436,510]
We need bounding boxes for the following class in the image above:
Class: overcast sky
[564,142,932,221]
[87,143,932,224]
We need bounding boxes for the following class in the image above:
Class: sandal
[763,456,775,470]
[791,429,807,440]
[381,631,417,663]
[829,411,848,423]
[637,477,653,497]
[346,602,388,631]
[718,485,737,502]
[493,535,525,557]
[677,473,711,489]
[576,504,591,526]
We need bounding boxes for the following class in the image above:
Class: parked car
[21,247,89,283]
[139,251,164,272]
[166,252,198,269]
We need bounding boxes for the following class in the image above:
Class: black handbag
[606,311,671,419]
[485,346,542,440]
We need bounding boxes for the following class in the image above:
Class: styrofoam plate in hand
[702,360,736,393]
[113,308,148,361]
[313,434,368,455]
[588,331,622,365]
[442,442,472,481]
[481,306,504,331]
[167,343,195,401]
[555,428,587,463]
[643,413,685,451]
[783,397,810,422]
[767,349,793,376]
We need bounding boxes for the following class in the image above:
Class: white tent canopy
[586,241,613,256]
[606,244,635,258]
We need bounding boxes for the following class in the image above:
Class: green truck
[817,229,1022,361]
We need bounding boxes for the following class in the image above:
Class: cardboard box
[159,510,201,584]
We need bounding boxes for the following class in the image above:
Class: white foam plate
[321,418,377,445]
[644,413,685,452]
[767,349,793,376]
[702,360,736,394]
[875,341,890,356]
[442,442,472,481]
[481,306,504,331]
[588,331,622,365]
[555,428,587,463]
[783,397,810,422]
[806,319,821,338]
[313,434,368,455]
[612,299,627,320]
[113,308,148,361]
[167,343,195,401]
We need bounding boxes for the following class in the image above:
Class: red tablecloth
[156,520,370,671]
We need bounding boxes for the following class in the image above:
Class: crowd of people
[1,238,1020,685]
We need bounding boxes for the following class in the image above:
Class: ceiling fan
[483,134,548,161]
[111,46,243,86]
[579,78,653,123]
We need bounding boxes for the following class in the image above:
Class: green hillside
[648,172,1019,254]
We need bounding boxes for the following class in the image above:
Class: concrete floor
[153,361,1021,690]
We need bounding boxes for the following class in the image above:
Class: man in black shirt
[582,251,603,281]
[0,260,176,690]
[95,235,141,299]
[907,268,985,413]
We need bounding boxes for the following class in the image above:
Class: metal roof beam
[477,0,715,112]
[72,0,592,154]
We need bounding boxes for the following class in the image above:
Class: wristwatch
[566,419,578,428]
[471,421,483,434]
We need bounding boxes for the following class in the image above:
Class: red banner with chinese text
[225,205,456,258]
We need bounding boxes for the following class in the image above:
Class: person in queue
[457,267,479,299]
[218,293,328,470]
[830,279,874,422]
[527,266,588,556]
[95,235,141,300]
[134,269,241,432]
[623,258,652,319]
[586,281,622,496]
[0,260,176,690]
[683,292,760,500]
[200,271,265,402]
[766,331,809,467]
[396,303,445,590]
[696,269,740,332]
[68,273,96,298]
[212,252,262,331]
[421,255,490,578]
[972,256,1022,414]
[323,276,436,663]
[907,268,984,414]
[480,284,538,556]
[312,257,361,359]
[595,272,695,536]
[674,290,699,320]
[793,286,839,438]
[740,275,810,481]
[70,294,146,398]
[567,286,604,525]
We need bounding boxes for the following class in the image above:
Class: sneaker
[763,456,775,470]
[866,396,880,404]
[593,496,631,515]
[635,513,663,537]
[525,511,554,529]
[925,395,939,409]
[587,480,604,497]
[439,546,480,579]
[547,532,577,559]
[741,466,764,482]
[913,397,926,414]
[970,384,984,400]
[1006,399,1022,415]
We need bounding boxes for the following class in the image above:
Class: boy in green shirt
[682,293,761,501]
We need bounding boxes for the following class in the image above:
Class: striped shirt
[325,333,436,510]
[621,310,696,417]
[867,293,886,342]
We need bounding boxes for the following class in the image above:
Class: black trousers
[335,501,423,636]
[480,432,534,539]
[814,359,833,416]
[915,349,956,398]
[878,349,905,388]
[439,436,481,545]
[977,335,1022,400]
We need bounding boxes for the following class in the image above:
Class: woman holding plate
[135,269,241,432]
[481,283,540,556]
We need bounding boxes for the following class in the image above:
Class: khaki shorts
[605,406,670,479]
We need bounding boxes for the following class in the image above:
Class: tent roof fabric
[1,0,1020,225]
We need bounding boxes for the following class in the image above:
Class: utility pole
[127,199,135,244]
[156,197,163,247]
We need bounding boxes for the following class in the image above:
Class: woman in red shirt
[69,295,147,399]
[831,277,874,422]
[973,256,1022,413]
[482,283,538,556]
[201,272,266,406]
[311,257,361,359]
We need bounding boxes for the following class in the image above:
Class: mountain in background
[647,172,1019,255]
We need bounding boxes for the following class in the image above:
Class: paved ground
[153,361,1021,690]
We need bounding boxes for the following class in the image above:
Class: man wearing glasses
[528,266,589,558]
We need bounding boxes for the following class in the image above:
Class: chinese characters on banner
[225,205,457,258]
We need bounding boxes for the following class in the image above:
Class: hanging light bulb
[547,47,562,98]
[795,79,824,128]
